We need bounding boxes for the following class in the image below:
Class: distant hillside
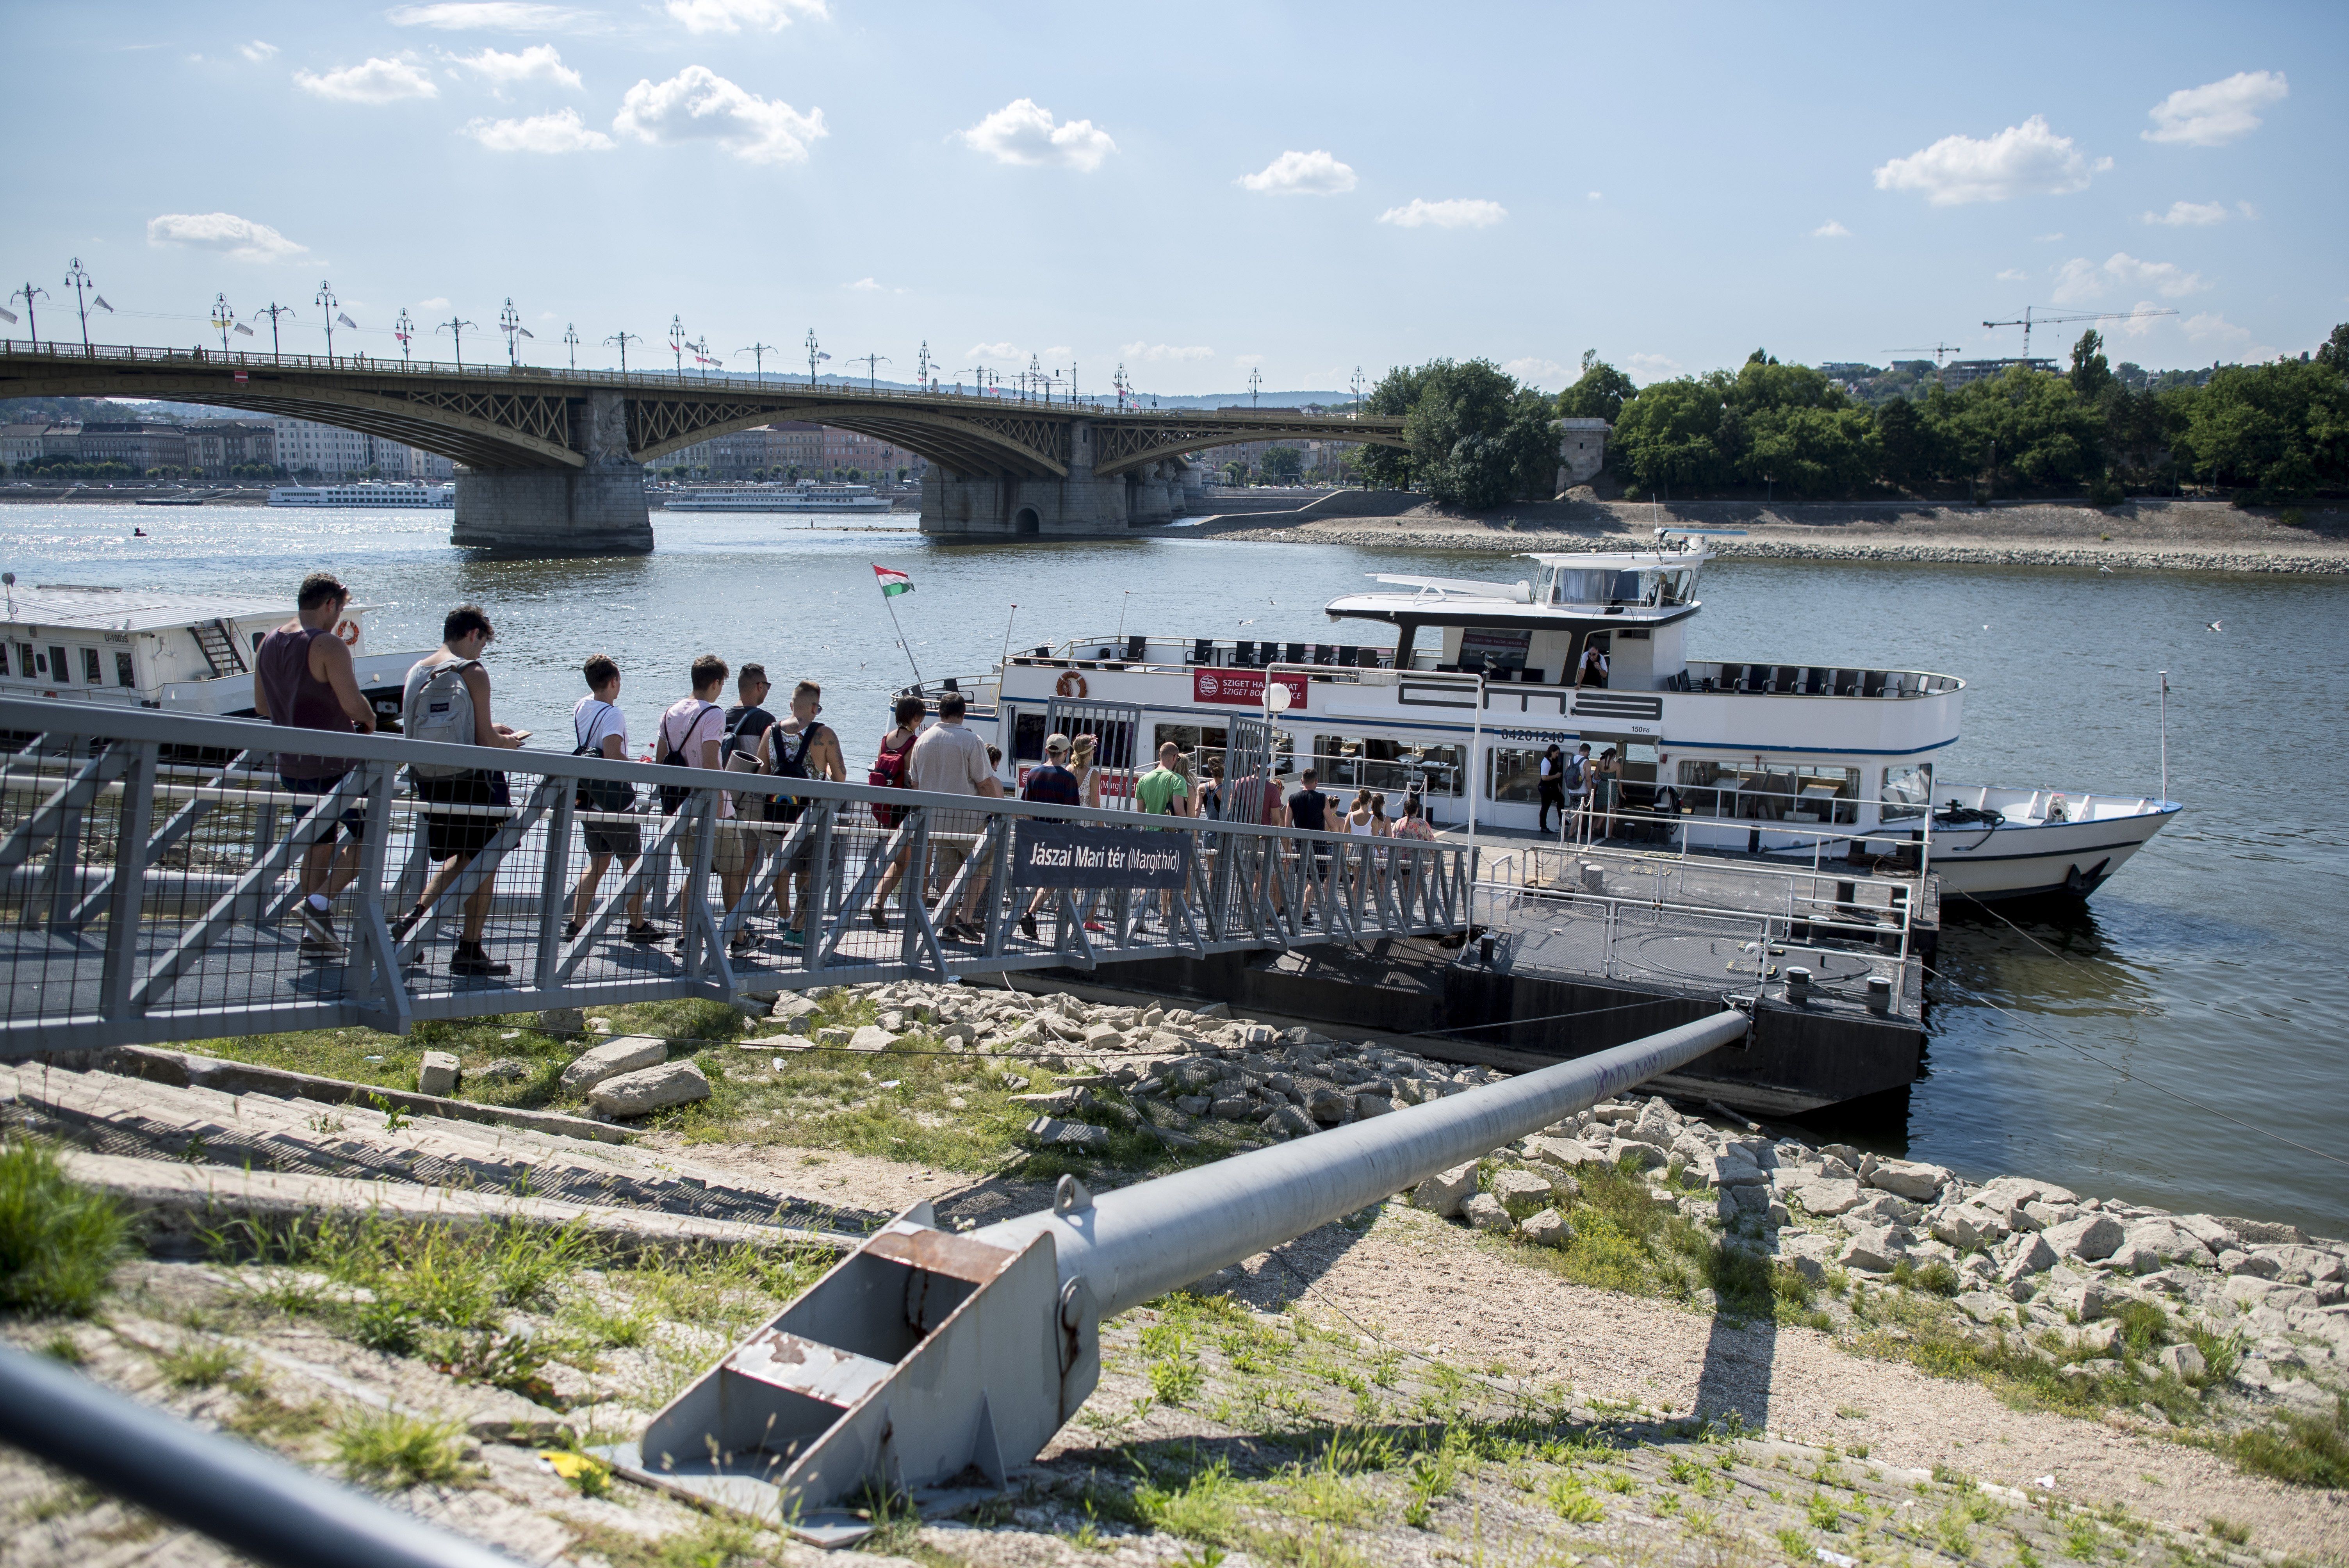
[0,396,234,425]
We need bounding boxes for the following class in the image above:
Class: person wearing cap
[1016,733,1083,939]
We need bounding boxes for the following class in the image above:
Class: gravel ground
[1200,498,2349,573]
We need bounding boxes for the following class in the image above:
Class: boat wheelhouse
[920,531,2177,901]
[0,584,429,727]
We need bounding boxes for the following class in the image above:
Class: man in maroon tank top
[252,572,376,960]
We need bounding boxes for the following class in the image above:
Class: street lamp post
[210,294,235,353]
[606,330,641,373]
[669,315,686,376]
[739,341,779,377]
[499,298,522,367]
[63,258,95,352]
[394,309,415,362]
[6,281,47,343]
[255,301,296,362]
[563,323,580,369]
[1249,367,1262,408]
[805,328,821,386]
[916,340,932,389]
[690,338,718,380]
[848,352,890,392]
[1350,365,1365,416]
[437,316,477,369]
[315,281,339,359]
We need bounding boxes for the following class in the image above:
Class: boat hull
[1923,807,2179,901]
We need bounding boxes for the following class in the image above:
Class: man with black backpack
[390,605,525,976]
[758,679,844,950]
[659,655,754,951]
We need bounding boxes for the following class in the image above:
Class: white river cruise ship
[269,483,454,508]
[908,531,2179,902]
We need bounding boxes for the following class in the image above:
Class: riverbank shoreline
[1188,496,2349,574]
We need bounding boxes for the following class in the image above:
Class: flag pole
[879,579,924,691]
[1000,603,1019,675]
[2157,670,2169,803]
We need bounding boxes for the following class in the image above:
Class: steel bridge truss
[0,698,1469,1054]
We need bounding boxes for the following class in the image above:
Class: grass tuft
[0,1137,128,1316]
[332,1408,467,1488]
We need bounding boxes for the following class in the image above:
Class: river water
[7,502,2345,1235]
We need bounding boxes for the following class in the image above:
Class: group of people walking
[1535,741,1624,839]
[252,572,1444,976]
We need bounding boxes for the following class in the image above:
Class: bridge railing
[0,697,1469,1053]
[0,339,1397,426]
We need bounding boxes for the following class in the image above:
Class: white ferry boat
[663,481,890,513]
[268,483,454,508]
[917,532,2179,902]
[0,583,430,727]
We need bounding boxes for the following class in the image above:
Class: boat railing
[1677,662,1963,698]
[1473,878,1914,988]
[1940,785,2162,825]
[1488,785,1941,886]
[1019,635,1416,675]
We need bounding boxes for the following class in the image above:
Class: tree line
[1360,324,2349,506]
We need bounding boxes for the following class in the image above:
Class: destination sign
[1192,668,1310,710]
[1011,822,1191,889]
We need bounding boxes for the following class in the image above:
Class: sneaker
[389,906,426,944]
[1019,912,1038,941]
[450,942,510,977]
[625,922,667,944]
[868,907,889,932]
[297,902,341,948]
[780,927,805,950]
[563,919,585,941]
[729,928,758,953]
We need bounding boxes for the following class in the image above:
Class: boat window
[15,644,32,679]
[1882,764,1933,821]
[1486,748,1551,805]
[80,648,102,684]
[115,652,135,687]
[1535,564,1555,602]
[1298,733,1456,797]
[1154,722,1227,777]
[1012,710,1047,764]
[1551,568,1607,604]
[1676,761,1861,825]
[48,647,67,681]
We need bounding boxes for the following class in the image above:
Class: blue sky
[8,1,2342,394]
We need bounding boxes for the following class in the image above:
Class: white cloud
[1120,342,1214,363]
[387,3,597,29]
[1812,219,1852,238]
[614,66,825,165]
[464,107,610,152]
[1502,357,1570,388]
[1996,268,2029,282]
[453,44,579,90]
[1377,197,1506,229]
[1627,353,1680,381]
[1586,191,1601,201]
[2034,232,2066,242]
[2143,71,2287,147]
[2143,200,2228,227]
[1232,354,1264,369]
[665,0,824,32]
[957,98,1115,171]
[1237,149,1356,195]
[295,56,438,103]
[968,342,1021,360]
[146,211,308,262]
[2115,299,2165,338]
[416,296,451,310]
[2181,312,2250,346]
[239,40,277,61]
[2051,251,2209,305]
[844,277,880,291]
[2237,200,2260,220]
[1871,115,2106,205]
[1043,346,1071,360]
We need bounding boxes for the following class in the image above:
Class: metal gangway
[0,697,1472,1053]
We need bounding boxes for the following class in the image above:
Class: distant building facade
[186,420,277,473]
[662,421,926,481]
[269,416,450,480]
[76,421,189,471]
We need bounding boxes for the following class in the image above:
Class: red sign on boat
[1192,668,1308,710]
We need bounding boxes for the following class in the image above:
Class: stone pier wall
[450,390,654,554]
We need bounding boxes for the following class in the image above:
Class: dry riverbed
[2,979,2341,1566]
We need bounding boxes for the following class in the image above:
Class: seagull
[2205,620,2222,633]
[2097,564,2112,574]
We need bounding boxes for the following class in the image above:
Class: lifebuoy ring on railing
[1055,670,1087,699]
[334,619,360,647]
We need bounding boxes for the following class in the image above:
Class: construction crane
[1883,343,1963,367]
[1981,306,2177,361]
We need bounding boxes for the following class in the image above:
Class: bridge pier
[450,390,653,554]
[920,417,1131,538]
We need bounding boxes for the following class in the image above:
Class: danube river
[6,502,2345,1234]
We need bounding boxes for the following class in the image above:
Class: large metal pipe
[974,1007,1749,1317]
[0,1342,522,1568]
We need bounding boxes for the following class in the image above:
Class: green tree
[1260,445,1305,483]
[1609,374,1733,492]
[2315,321,2349,372]
[2069,329,2113,400]
[1395,359,1557,508]
[1354,363,1438,489]
[1557,351,1636,424]
[2170,357,2349,500]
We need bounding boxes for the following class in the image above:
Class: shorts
[712,819,755,878]
[414,769,511,861]
[928,832,992,891]
[581,811,642,861]
[280,772,366,844]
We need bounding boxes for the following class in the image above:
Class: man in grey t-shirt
[906,693,1001,941]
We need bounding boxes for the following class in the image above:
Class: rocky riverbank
[1194,496,2349,574]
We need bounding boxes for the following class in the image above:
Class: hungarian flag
[873,565,912,598]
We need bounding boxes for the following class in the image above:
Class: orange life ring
[1055,670,1087,699]
[334,619,359,647]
